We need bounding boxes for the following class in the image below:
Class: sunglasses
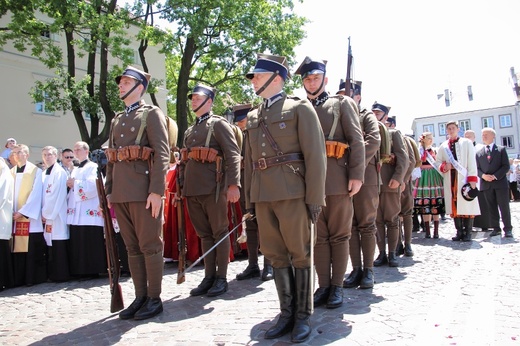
[63,156,74,159]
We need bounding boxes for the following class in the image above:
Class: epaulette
[286,95,301,101]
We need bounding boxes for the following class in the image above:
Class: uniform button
[261,143,266,147]
[261,152,266,156]
[262,134,266,137]
[118,146,122,148]
[122,123,125,126]
[145,171,149,174]
[120,134,124,137]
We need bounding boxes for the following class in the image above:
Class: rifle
[345,36,353,97]
[175,166,187,285]
[229,202,241,255]
[177,212,255,283]
[95,166,124,313]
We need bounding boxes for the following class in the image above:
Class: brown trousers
[315,194,352,287]
[113,201,164,298]
[399,180,414,244]
[351,184,379,269]
[186,193,230,278]
[256,198,311,269]
[376,189,401,253]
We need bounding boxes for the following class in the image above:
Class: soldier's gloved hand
[246,208,255,218]
[307,204,322,224]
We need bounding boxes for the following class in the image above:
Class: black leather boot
[343,267,363,288]
[119,296,148,320]
[396,242,405,256]
[373,251,388,267]
[388,251,398,267]
[133,297,163,320]
[359,268,374,289]
[261,264,274,281]
[313,286,330,307]
[236,263,260,280]
[326,285,343,309]
[265,267,295,339]
[404,243,414,257]
[291,268,312,343]
[207,277,228,297]
[190,276,215,296]
[462,218,473,242]
[452,218,463,241]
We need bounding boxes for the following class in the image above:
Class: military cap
[294,57,327,79]
[372,102,391,114]
[246,53,289,80]
[386,116,396,127]
[115,66,151,91]
[232,103,252,122]
[351,80,362,96]
[188,84,217,101]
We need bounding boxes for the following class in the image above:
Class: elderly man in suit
[476,127,513,238]
[106,66,172,320]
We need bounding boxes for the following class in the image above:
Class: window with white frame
[35,90,53,115]
[439,122,446,136]
[459,119,470,132]
[499,114,512,128]
[501,136,514,148]
[482,116,494,129]
[423,124,434,135]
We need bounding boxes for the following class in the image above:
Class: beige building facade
[0,12,167,164]
[412,104,520,158]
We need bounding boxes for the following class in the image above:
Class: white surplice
[42,164,69,245]
[0,159,14,240]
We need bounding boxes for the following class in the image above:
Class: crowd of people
[1,59,517,343]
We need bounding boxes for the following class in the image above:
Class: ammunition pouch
[106,145,155,163]
[187,147,219,163]
[325,140,349,159]
[252,152,304,170]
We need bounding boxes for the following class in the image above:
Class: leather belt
[252,153,304,170]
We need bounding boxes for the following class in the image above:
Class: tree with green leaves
[0,0,164,149]
[158,0,307,146]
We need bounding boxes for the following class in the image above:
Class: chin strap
[304,75,326,97]
[255,71,280,96]
[120,81,142,101]
[192,95,210,113]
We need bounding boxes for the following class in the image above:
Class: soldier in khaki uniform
[106,66,172,320]
[339,80,381,289]
[371,102,409,268]
[244,54,326,343]
[179,84,241,298]
[233,104,273,282]
[294,58,364,310]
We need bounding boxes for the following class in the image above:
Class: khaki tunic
[244,94,326,268]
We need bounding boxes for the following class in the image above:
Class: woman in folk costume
[66,141,107,278]
[436,121,480,241]
[10,144,47,286]
[413,132,444,239]
[41,146,71,282]
[0,157,14,290]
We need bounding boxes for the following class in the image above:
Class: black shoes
[236,264,260,280]
[207,277,228,297]
[326,286,343,309]
[404,244,414,257]
[359,268,374,289]
[505,230,513,238]
[343,267,363,288]
[396,242,405,256]
[373,252,388,267]
[490,229,501,237]
[190,276,215,296]
[119,296,148,320]
[261,265,274,281]
[388,252,398,267]
[313,286,330,307]
[134,297,163,320]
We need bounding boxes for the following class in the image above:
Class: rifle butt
[176,271,186,285]
[110,283,125,313]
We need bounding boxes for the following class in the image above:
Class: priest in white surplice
[0,157,14,290]
[10,144,47,286]
[41,146,70,282]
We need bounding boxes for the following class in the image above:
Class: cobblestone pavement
[2,203,520,346]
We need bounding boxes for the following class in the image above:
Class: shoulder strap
[328,98,341,141]
[205,117,216,148]
[135,106,154,146]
